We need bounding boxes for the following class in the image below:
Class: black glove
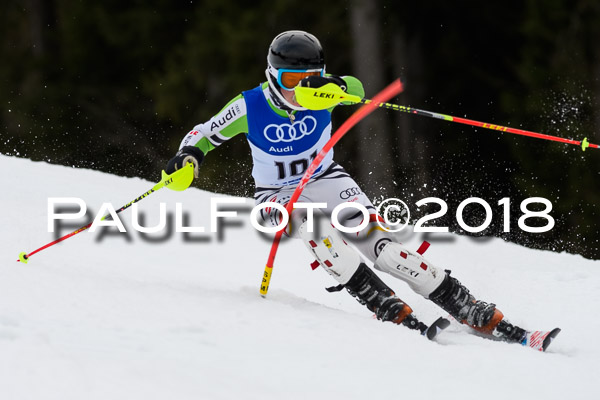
[299,75,347,92]
[165,145,204,178]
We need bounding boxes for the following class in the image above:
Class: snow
[1,154,599,400]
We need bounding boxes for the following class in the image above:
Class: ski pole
[260,79,405,297]
[17,163,195,264]
[295,84,599,152]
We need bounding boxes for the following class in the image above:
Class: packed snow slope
[1,154,599,400]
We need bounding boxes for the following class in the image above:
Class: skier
[166,30,559,350]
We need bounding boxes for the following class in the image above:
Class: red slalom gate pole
[259,79,405,297]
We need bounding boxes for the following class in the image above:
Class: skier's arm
[178,94,248,154]
[166,94,248,176]
[340,75,365,102]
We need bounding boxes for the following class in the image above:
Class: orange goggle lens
[278,70,323,90]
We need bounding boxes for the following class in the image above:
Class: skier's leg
[302,174,525,341]
[297,213,429,331]
[373,241,544,344]
[287,168,430,329]
[303,173,518,339]
[373,242,504,330]
[255,169,533,344]
[256,184,420,328]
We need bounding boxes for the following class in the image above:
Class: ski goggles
[275,68,325,91]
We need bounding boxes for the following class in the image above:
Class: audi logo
[339,187,362,199]
[263,115,317,143]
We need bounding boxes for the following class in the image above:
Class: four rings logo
[263,115,317,143]
[339,187,362,200]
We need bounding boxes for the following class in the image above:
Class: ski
[443,315,561,351]
[521,327,561,352]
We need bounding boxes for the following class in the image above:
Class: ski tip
[542,327,561,352]
[18,252,29,264]
[426,317,451,340]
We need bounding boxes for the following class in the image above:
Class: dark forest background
[1,0,599,259]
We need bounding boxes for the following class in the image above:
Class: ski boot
[343,263,449,339]
[428,271,503,333]
[429,271,560,351]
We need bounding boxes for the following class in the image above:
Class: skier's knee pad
[299,216,361,285]
[374,242,445,297]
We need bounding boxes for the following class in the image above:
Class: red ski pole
[295,84,599,151]
[17,163,194,263]
[365,101,598,151]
